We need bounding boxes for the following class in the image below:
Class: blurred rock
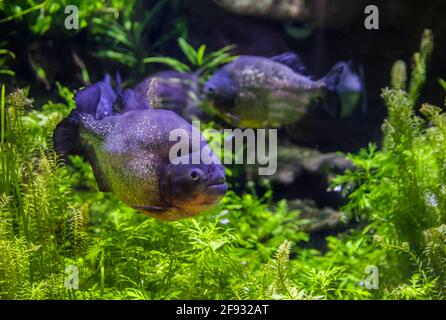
[214,0,309,21]
[214,0,369,28]
[185,0,289,56]
[288,198,345,233]
[213,0,443,30]
[285,108,382,153]
[266,145,353,207]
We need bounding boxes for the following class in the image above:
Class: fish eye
[206,86,215,95]
[190,169,201,181]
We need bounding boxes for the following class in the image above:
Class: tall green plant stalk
[333,30,446,298]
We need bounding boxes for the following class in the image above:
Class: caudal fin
[318,64,345,118]
[321,64,344,91]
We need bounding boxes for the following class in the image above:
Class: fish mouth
[207,177,227,195]
[208,176,225,186]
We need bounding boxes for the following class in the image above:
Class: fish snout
[206,165,227,195]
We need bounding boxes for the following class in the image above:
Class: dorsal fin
[74,84,102,115]
[115,71,122,94]
[96,74,118,120]
[112,89,151,114]
[271,52,309,75]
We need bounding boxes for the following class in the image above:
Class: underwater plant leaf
[196,44,206,66]
[202,53,238,70]
[91,17,134,48]
[202,45,236,65]
[177,37,197,65]
[0,2,45,24]
[94,50,137,67]
[143,57,191,73]
[1,84,4,145]
[0,49,16,59]
[438,78,446,92]
[0,70,15,76]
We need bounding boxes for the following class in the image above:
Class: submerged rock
[214,0,369,28]
[262,145,353,208]
[288,199,346,233]
[214,0,438,31]
[284,108,382,153]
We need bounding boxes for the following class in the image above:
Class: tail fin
[321,64,344,91]
[319,64,345,118]
[53,84,101,156]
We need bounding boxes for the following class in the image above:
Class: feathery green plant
[333,29,446,298]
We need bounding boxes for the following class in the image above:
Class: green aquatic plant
[0,0,125,35]
[144,37,238,81]
[90,0,176,76]
[2,29,446,300]
[0,86,71,299]
[333,29,446,298]
[0,0,187,88]
[0,46,15,77]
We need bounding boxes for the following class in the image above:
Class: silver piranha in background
[53,76,227,221]
[203,52,343,128]
[134,70,204,121]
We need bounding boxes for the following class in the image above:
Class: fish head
[203,70,239,111]
[161,154,227,216]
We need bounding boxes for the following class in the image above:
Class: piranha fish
[53,76,227,221]
[134,70,204,121]
[203,52,343,128]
